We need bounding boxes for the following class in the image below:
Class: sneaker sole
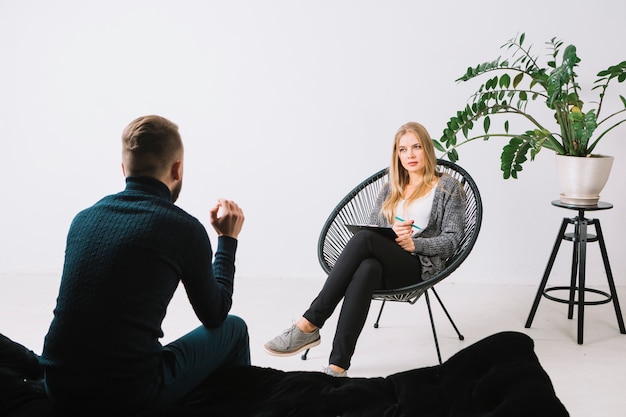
[263,337,321,357]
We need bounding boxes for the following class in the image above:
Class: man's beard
[171,181,182,203]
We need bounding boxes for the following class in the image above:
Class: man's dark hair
[122,115,183,178]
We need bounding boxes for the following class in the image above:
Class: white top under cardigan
[395,185,436,236]
[368,174,466,280]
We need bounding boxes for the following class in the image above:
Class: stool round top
[551,200,613,211]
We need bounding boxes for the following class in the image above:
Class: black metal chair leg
[424,291,442,365]
[431,287,464,341]
[301,348,309,360]
[373,300,386,328]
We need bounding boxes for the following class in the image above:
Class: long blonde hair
[381,121,438,223]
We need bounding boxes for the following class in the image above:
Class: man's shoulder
[75,193,202,227]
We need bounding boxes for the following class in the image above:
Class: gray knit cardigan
[367,174,466,279]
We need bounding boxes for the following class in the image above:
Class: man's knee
[224,314,247,333]
[223,315,249,346]
[223,315,250,366]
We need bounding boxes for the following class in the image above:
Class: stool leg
[576,218,588,344]
[594,220,626,334]
[567,217,581,320]
[526,218,569,328]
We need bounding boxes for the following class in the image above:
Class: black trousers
[303,230,422,369]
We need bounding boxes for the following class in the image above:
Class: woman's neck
[403,172,438,199]
[406,172,424,187]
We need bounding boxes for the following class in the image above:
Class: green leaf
[513,73,524,88]
[484,116,491,133]
[500,137,530,179]
[499,73,511,88]
[562,44,580,67]
[566,92,581,106]
[569,109,598,154]
[433,139,445,152]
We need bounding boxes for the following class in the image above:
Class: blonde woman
[265,122,465,376]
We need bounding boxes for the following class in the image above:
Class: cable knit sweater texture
[368,174,466,279]
[41,176,237,401]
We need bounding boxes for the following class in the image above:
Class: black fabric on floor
[1,331,569,417]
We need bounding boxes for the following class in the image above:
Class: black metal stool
[525,200,626,344]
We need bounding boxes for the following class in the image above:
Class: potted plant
[435,32,626,204]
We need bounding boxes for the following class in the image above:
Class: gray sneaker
[322,366,348,378]
[264,324,321,356]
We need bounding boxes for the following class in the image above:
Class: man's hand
[209,199,245,239]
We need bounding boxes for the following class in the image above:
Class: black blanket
[1,331,569,417]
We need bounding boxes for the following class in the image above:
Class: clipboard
[345,224,397,240]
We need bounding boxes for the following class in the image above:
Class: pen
[396,216,422,230]
[395,216,422,230]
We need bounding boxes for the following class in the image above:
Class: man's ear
[170,160,183,181]
[121,162,127,177]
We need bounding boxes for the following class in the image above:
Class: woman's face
[397,131,425,175]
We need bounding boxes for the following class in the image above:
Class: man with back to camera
[40,115,250,414]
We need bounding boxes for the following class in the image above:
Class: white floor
[2,273,625,417]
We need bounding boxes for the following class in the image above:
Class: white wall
[1,0,625,288]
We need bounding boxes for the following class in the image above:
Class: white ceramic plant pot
[555,154,614,205]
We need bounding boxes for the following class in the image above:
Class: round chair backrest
[317,159,482,299]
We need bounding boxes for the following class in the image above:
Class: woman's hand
[392,219,416,253]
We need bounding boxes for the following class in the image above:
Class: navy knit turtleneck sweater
[41,176,238,406]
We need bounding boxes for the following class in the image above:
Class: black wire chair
[314,159,482,364]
